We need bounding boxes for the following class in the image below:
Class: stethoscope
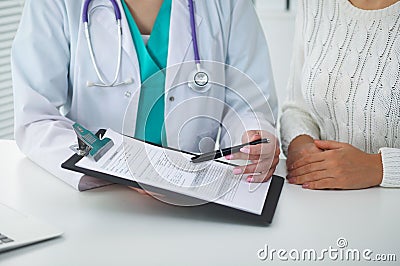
[83,0,210,92]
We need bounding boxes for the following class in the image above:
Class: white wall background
[256,1,296,154]
[0,0,296,140]
[257,1,296,114]
[256,0,295,10]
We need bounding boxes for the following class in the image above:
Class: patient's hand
[287,140,383,190]
[286,135,323,170]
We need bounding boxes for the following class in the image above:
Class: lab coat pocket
[196,130,218,153]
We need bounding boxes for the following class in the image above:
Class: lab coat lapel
[165,0,202,93]
[116,0,140,73]
[88,0,140,78]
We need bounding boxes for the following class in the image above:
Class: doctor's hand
[225,130,280,183]
[129,187,164,198]
[287,140,383,190]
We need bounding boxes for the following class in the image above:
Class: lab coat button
[124,91,132,98]
[169,96,175,102]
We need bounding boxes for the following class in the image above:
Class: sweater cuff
[379,148,400,187]
[281,129,320,156]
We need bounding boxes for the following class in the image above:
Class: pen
[191,138,270,163]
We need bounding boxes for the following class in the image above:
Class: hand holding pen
[191,138,271,163]
[225,130,280,183]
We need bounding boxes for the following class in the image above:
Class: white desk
[1,140,399,266]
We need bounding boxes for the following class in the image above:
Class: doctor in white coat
[12,0,279,191]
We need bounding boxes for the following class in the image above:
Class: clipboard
[62,129,284,225]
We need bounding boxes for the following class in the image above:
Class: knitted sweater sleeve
[280,0,400,188]
[280,0,320,155]
[379,148,400,187]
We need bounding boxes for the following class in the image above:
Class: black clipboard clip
[69,123,114,162]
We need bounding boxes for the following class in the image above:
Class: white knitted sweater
[280,0,400,187]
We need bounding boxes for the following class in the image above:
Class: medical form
[76,129,272,215]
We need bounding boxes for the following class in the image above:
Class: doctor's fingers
[242,130,277,143]
[129,187,164,198]
[225,152,261,161]
[247,167,276,183]
[233,156,278,176]
[227,144,280,161]
[241,142,277,157]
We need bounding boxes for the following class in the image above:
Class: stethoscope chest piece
[188,69,211,93]
[194,71,209,87]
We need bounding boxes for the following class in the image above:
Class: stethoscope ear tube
[84,20,124,87]
[83,0,121,23]
[83,0,128,87]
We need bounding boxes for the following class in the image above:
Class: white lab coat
[12,0,278,190]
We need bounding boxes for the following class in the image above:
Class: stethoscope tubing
[188,0,200,64]
[82,0,208,90]
[84,20,124,87]
[83,0,121,23]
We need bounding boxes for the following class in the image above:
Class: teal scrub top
[122,0,171,145]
